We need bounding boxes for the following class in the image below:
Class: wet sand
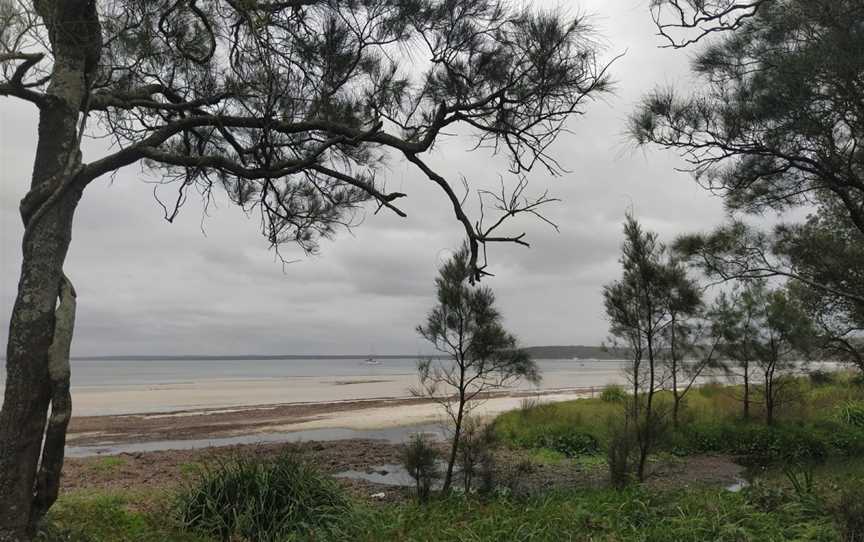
[67,387,599,451]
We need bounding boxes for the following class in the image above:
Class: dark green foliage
[607,416,637,489]
[175,452,351,541]
[665,422,864,464]
[836,482,864,542]
[809,370,835,387]
[633,0,864,225]
[604,214,701,480]
[417,243,539,492]
[527,429,599,458]
[400,435,442,503]
[456,418,498,494]
[638,0,864,376]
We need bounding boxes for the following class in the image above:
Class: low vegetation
[41,466,864,541]
[37,377,864,541]
[175,452,352,541]
[495,374,864,466]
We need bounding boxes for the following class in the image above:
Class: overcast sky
[0,0,730,356]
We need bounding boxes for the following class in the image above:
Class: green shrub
[607,417,636,488]
[527,428,599,457]
[600,384,627,403]
[836,481,864,542]
[175,451,351,541]
[670,422,830,463]
[809,370,835,387]
[400,434,442,502]
[837,401,864,428]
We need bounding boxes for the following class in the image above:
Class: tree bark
[31,276,76,524]
[0,190,82,541]
[442,393,466,493]
[0,3,97,538]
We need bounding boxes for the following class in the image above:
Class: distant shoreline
[0,344,630,362]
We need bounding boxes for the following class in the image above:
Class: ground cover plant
[494,375,864,465]
[175,452,352,542]
[42,476,862,542]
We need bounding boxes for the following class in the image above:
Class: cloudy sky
[0,0,729,356]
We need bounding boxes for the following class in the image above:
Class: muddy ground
[61,438,745,504]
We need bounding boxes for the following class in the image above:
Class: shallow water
[725,478,750,492]
[335,463,418,487]
[65,423,443,458]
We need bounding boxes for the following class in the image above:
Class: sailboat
[364,345,381,365]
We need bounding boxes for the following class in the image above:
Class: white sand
[71,372,627,416]
[257,391,594,432]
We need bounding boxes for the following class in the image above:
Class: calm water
[0,357,632,391]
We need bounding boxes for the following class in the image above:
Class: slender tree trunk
[742,363,750,421]
[0,4,97,538]
[765,364,775,426]
[670,318,680,428]
[443,395,465,493]
[638,316,656,482]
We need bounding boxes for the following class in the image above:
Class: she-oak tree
[0,0,613,538]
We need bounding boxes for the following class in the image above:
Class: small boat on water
[364,357,381,365]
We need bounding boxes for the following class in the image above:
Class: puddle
[66,424,443,458]
[335,463,417,487]
[725,478,750,492]
[335,461,452,489]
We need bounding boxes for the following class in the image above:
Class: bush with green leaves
[400,434,442,503]
[809,370,835,387]
[600,384,627,403]
[836,481,864,542]
[606,416,637,489]
[526,428,599,458]
[668,422,837,463]
[175,451,351,541]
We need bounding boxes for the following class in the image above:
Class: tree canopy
[635,0,864,371]
[1,0,613,275]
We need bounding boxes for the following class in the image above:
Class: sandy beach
[22,357,636,455]
[66,387,599,453]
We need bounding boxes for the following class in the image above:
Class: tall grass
[340,487,841,541]
[175,451,351,541]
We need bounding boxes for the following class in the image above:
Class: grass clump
[175,451,351,541]
[600,384,627,403]
[837,401,864,428]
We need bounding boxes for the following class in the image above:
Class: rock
[370,492,386,500]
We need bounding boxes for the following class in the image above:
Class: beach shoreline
[66,386,600,452]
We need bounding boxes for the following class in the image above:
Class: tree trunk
[765,366,775,426]
[742,364,750,421]
[0,190,82,541]
[442,397,465,493]
[670,317,679,428]
[0,3,96,537]
[638,324,656,482]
